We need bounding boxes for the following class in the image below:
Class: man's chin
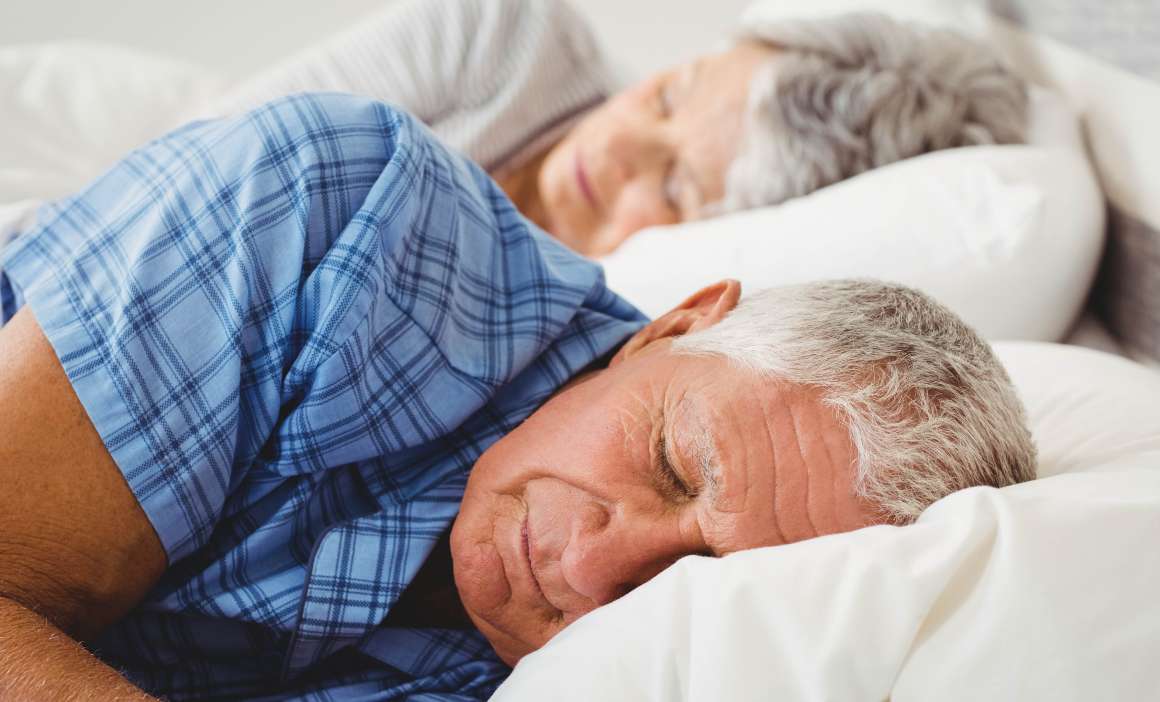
[456,582,577,667]
[461,602,535,667]
[450,513,532,665]
[450,539,566,666]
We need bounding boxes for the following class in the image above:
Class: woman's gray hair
[672,279,1037,523]
[714,12,1029,213]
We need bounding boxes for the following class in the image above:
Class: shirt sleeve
[0,93,644,565]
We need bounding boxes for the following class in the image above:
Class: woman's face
[536,42,777,256]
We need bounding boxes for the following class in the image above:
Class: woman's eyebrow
[682,59,703,94]
[679,161,707,216]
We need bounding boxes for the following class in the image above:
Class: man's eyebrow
[690,421,721,501]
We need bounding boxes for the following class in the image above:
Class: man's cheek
[451,481,515,609]
[450,525,510,613]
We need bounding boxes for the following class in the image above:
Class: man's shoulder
[229,93,425,152]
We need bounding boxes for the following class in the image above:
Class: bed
[2,0,1158,699]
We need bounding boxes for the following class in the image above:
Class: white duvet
[495,343,1160,701]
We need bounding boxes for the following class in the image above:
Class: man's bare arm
[0,307,167,700]
[0,598,157,701]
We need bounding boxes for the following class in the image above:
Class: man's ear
[610,279,741,366]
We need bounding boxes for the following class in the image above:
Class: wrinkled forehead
[659,349,871,544]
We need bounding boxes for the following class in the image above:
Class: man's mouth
[521,517,549,603]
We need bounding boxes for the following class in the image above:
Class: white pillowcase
[999,343,1160,477]
[598,85,1104,343]
[494,343,1160,701]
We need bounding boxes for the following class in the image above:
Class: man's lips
[574,152,599,212]
[521,517,549,603]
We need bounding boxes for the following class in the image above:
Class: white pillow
[0,200,40,255]
[0,42,223,205]
[598,90,1104,344]
[494,343,1160,701]
[997,342,1160,477]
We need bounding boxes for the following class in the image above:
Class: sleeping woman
[211,0,1029,256]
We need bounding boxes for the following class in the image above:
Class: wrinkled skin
[450,280,880,665]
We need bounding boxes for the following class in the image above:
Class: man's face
[450,282,878,665]
[535,42,777,256]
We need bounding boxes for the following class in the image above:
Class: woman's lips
[574,152,600,212]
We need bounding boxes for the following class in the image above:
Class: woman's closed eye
[656,81,676,118]
[662,166,682,214]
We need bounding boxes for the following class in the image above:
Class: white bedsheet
[495,342,1160,701]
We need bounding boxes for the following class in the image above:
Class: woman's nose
[598,119,669,187]
[559,502,693,606]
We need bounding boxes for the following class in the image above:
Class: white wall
[0,0,753,79]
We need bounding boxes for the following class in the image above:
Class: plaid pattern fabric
[0,93,646,700]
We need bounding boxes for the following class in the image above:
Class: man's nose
[558,502,694,606]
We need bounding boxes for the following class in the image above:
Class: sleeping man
[0,95,1036,701]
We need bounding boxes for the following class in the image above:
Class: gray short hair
[715,12,1029,213]
[672,280,1037,523]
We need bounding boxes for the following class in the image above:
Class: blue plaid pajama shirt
[0,93,647,700]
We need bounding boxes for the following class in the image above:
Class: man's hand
[0,307,167,699]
